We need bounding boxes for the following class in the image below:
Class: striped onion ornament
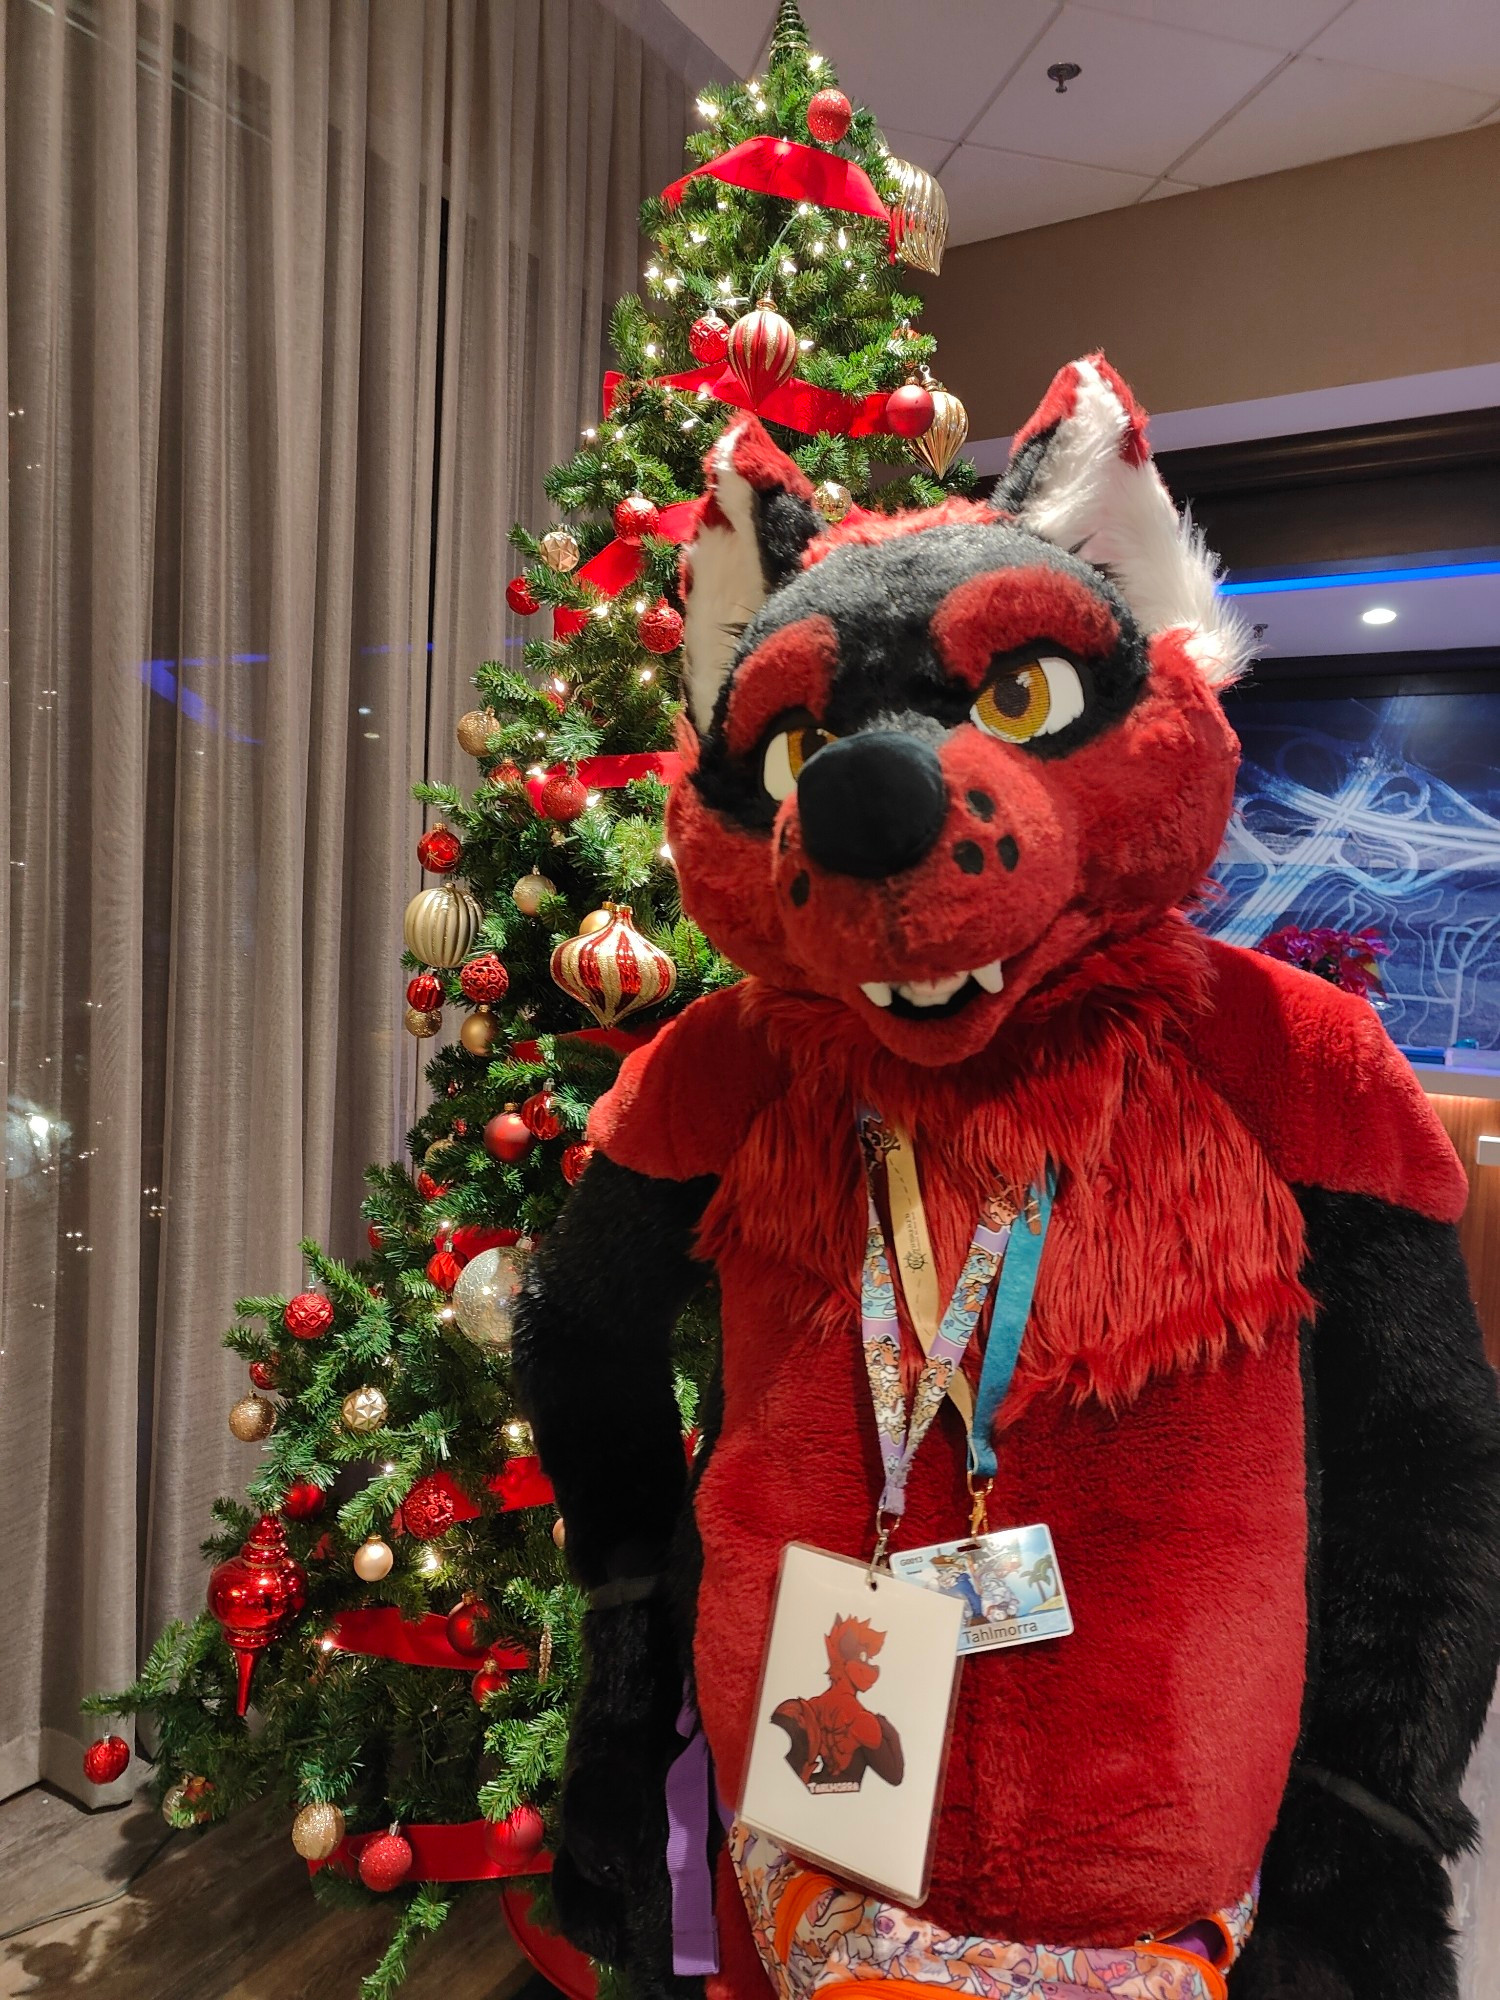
[549,904,676,1027]
[725,296,799,410]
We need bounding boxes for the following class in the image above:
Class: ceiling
[1223,565,1500,658]
[660,0,1500,243]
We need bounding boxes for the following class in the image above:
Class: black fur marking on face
[966,788,996,821]
[788,871,810,906]
[952,840,985,875]
[693,519,1151,834]
[997,834,1020,872]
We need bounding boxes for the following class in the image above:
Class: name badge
[737,1543,964,1907]
[890,1523,1072,1655]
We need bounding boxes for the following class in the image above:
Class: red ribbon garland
[661,136,890,230]
[523,749,684,810]
[602,364,897,440]
[324,1609,534,1672]
[310,1817,552,1882]
[553,501,698,640]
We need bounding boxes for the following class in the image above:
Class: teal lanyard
[967,1172,1054,1484]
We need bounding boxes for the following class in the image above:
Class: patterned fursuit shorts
[729,1822,1257,2000]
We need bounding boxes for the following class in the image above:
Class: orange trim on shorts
[1141,1941,1229,1999]
[773,1868,839,1963]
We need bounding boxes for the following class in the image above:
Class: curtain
[0,0,696,1806]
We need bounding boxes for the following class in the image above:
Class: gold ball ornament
[455,707,500,757]
[550,904,677,1028]
[353,1535,394,1582]
[539,529,580,573]
[403,883,482,968]
[912,385,970,481]
[341,1385,389,1435]
[813,479,853,525]
[459,1006,499,1056]
[578,905,614,936]
[424,1136,461,1169]
[162,1777,214,1827]
[888,158,949,276]
[511,872,556,917]
[291,1801,346,1861]
[551,1517,567,1550]
[229,1393,276,1442]
[404,1005,443,1039]
[502,1417,535,1454]
[451,1246,527,1350]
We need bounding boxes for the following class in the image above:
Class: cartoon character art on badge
[772,1613,905,1794]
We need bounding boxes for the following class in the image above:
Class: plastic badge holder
[737,1542,965,1908]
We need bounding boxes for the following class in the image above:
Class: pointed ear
[997,354,1251,688]
[680,417,821,731]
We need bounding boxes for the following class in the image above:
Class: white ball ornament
[511,872,556,917]
[353,1535,395,1582]
[451,1246,527,1351]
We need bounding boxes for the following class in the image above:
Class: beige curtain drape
[0,0,702,1807]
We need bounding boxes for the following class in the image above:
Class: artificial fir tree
[87,8,972,1992]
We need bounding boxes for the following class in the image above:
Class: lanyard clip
[867,1507,898,1588]
[965,1470,992,1538]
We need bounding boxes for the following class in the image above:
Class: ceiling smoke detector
[1047,62,1082,94]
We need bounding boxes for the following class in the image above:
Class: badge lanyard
[858,1110,1053,1565]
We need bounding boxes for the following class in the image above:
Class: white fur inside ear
[682,426,770,730]
[1014,360,1252,687]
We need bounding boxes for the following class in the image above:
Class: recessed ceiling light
[1361,606,1398,626]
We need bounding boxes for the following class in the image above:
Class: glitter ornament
[402,1474,459,1540]
[341,1385,389,1435]
[806,87,852,143]
[403,883,482,968]
[406,972,443,1012]
[353,1535,395,1582]
[416,823,463,874]
[459,1006,498,1057]
[813,479,852,524]
[83,1736,131,1785]
[505,575,539,615]
[511,872,556,916]
[459,953,509,1004]
[451,1246,526,1350]
[726,297,798,408]
[285,1292,334,1340]
[520,1086,563,1141]
[561,1141,594,1185]
[404,1005,442,1039]
[612,493,660,543]
[229,1393,276,1442]
[550,904,676,1027]
[540,528,580,572]
[689,310,730,366]
[638,600,684,654]
[291,1801,346,1862]
[359,1829,414,1892]
[537,769,589,823]
[456,707,501,756]
[885,379,936,438]
[484,1106,534,1164]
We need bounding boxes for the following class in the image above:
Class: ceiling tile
[1072,0,1348,53]
[1180,52,1495,186]
[1306,0,1500,97]
[968,4,1285,175]
[878,126,953,174]
[1140,176,1199,199]
[801,0,1058,143]
[940,142,1156,244]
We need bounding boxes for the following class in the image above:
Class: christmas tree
[85,8,972,1993]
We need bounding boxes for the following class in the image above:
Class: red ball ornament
[520,1086,564,1141]
[248,1357,279,1391]
[638,600,684,655]
[471,1656,511,1705]
[484,1106,535,1164]
[359,1830,414,1893]
[207,1514,308,1716]
[83,1736,131,1785]
[416,824,463,874]
[484,1802,546,1869]
[612,493,660,544]
[427,1249,464,1293]
[282,1480,325,1521]
[688,311,729,366]
[415,1170,445,1202]
[284,1292,334,1341]
[487,759,523,789]
[505,575,539,616]
[445,1598,495,1657]
[402,1474,459,1541]
[806,87,853,144]
[885,380,936,439]
[537,769,589,824]
[459,953,509,1004]
[405,972,443,1012]
[727,297,800,409]
[366,1221,385,1254]
[561,1141,595,1185]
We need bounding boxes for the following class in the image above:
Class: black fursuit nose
[796,731,947,879]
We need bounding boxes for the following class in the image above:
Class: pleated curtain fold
[0,0,697,1806]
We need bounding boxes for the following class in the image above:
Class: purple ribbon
[665,1692,720,1975]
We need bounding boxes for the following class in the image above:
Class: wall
[924,123,1500,440]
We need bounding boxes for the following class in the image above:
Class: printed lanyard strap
[858,1110,1053,1525]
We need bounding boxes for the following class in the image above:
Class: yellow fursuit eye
[762,722,837,801]
[971,658,1084,743]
